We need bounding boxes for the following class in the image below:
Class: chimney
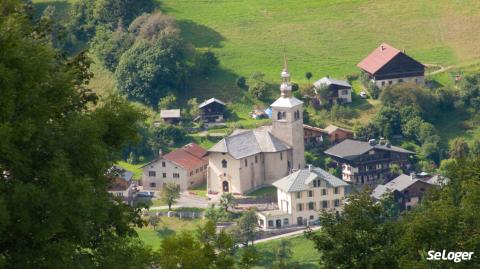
[381,45,385,51]
[158,149,163,156]
[308,164,313,171]
[410,172,416,181]
[386,143,391,148]
[379,137,386,145]
[368,139,377,146]
[403,49,406,54]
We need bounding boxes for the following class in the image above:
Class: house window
[388,80,392,85]
[204,165,208,169]
[148,171,156,177]
[381,81,385,86]
[308,202,315,210]
[268,220,274,227]
[244,159,248,167]
[420,188,425,192]
[313,179,321,187]
[322,189,327,195]
[149,182,156,188]
[296,203,303,211]
[334,187,339,194]
[222,159,227,168]
[162,162,166,167]
[255,155,258,163]
[163,173,167,178]
[173,173,180,178]
[283,218,289,226]
[308,190,313,197]
[296,192,301,199]
[342,89,349,95]
[309,215,314,220]
[189,171,193,176]
[196,168,199,173]
[334,199,340,207]
[399,78,404,83]
[280,152,283,160]
[322,201,328,208]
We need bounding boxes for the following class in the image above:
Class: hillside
[34,0,480,101]
[159,0,480,100]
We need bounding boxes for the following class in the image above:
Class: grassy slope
[161,0,480,99]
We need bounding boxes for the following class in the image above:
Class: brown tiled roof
[108,177,131,191]
[164,143,208,171]
[357,43,401,75]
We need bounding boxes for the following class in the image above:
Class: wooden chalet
[198,98,226,123]
[357,43,425,88]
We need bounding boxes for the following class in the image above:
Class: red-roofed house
[142,143,208,191]
[357,43,425,88]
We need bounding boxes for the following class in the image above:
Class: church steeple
[280,54,292,98]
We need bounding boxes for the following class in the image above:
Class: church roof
[270,96,303,108]
[273,167,349,193]
[208,129,290,159]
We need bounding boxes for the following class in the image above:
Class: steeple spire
[280,54,292,97]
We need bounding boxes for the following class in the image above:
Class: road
[253,226,322,245]
[149,192,209,210]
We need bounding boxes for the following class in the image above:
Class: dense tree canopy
[0,2,151,267]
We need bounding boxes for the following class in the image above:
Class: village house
[372,173,440,210]
[107,166,136,204]
[303,124,353,145]
[207,58,305,195]
[358,43,425,88]
[323,124,354,144]
[142,143,208,192]
[160,109,181,124]
[198,98,226,123]
[257,166,349,230]
[303,124,325,145]
[313,76,352,104]
[324,139,414,185]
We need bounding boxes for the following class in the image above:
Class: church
[207,58,305,194]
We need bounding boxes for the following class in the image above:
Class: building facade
[324,139,414,185]
[207,58,305,195]
[313,77,352,104]
[142,143,208,191]
[257,167,349,230]
[358,43,425,89]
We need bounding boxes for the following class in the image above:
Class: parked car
[136,191,154,197]
[359,91,368,98]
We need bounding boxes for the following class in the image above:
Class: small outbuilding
[160,109,181,124]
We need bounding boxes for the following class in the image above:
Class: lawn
[247,186,277,197]
[189,183,207,197]
[136,216,206,249]
[254,235,320,269]
[116,161,148,180]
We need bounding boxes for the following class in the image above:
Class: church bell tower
[270,56,305,170]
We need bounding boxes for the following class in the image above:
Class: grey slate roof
[314,77,352,89]
[209,129,290,159]
[384,174,419,191]
[324,139,415,161]
[198,98,226,108]
[160,109,181,118]
[273,167,349,193]
[371,184,390,200]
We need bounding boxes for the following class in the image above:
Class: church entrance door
[222,181,229,192]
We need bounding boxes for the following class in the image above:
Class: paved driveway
[149,192,209,210]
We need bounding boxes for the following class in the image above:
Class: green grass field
[160,0,480,101]
[254,235,320,269]
[136,216,206,249]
